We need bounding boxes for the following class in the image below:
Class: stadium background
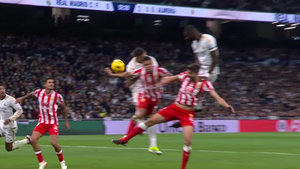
[0,1,299,169]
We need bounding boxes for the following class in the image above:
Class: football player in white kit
[184,24,220,82]
[126,47,162,155]
[171,25,220,128]
[0,85,30,152]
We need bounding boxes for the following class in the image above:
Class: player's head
[131,47,147,58]
[186,63,200,81]
[43,77,55,90]
[142,56,153,73]
[183,25,199,40]
[0,85,6,96]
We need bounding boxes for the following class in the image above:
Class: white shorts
[198,67,219,83]
[0,121,18,143]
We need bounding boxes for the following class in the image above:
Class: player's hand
[4,119,11,125]
[226,105,235,114]
[104,68,113,76]
[64,120,70,130]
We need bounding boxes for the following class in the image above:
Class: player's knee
[31,138,38,145]
[145,119,155,127]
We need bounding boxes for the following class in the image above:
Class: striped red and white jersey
[175,72,214,106]
[34,89,64,125]
[132,66,169,101]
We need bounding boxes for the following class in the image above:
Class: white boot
[60,160,67,169]
[38,161,47,169]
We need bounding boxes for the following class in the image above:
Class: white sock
[136,119,145,124]
[183,145,192,152]
[138,122,148,130]
[148,125,157,147]
[12,138,29,150]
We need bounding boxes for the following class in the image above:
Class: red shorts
[158,104,195,127]
[137,97,158,115]
[33,123,59,135]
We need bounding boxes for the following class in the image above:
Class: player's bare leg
[181,126,193,169]
[113,113,166,145]
[126,108,147,135]
[50,135,67,169]
[31,131,47,169]
[4,128,29,152]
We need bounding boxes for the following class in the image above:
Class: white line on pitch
[40,145,300,156]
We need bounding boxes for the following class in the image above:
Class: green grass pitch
[1,133,299,169]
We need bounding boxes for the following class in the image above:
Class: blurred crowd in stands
[0,34,299,120]
[116,0,299,13]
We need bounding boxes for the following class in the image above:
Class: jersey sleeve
[131,68,142,77]
[33,89,42,97]
[151,57,159,66]
[9,98,22,111]
[57,94,64,104]
[126,58,136,72]
[202,81,214,91]
[177,72,187,81]
[207,35,218,52]
[158,67,170,77]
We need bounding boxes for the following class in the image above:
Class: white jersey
[126,56,159,103]
[191,34,220,77]
[0,95,22,129]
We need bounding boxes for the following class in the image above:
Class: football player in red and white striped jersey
[112,63,235,169]
[105,56,170,154]
[16,78,70,169]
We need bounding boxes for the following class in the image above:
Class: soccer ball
[111,59,125,73]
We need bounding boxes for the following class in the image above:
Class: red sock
[126,120,136,135]
[35,151,44,163]
[122,126,145,143]
[56,150,64,162]
[181,150,191,169]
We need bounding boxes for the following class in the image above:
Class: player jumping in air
[126,47,163,154]
[112,63,235,169]
[171,24,221,128]
[0,85,30,152]
[16,78,70,169]
[105,56,170,155]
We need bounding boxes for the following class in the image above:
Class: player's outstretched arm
[104,68,131,78]
[15,92,35,104]
[59,102,70,130]
[160,75,180,86]
[209,90,235,113]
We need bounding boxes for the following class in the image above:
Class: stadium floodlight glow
[291,23,299,26]
[284,26,296,30]
[272,21,278,24]
[276,24,286,27]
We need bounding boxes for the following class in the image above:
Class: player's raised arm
[209,90,235,113]
[15,92,35,104]
[104,68,132,78]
